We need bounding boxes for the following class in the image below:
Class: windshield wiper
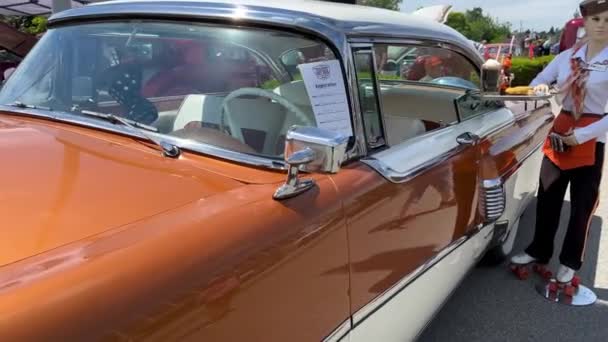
[7,101,180,158]
[76,108,181,158]
[9,101,53,111]
[78,108,159,132]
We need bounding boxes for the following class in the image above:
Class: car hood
[0,113,247,267]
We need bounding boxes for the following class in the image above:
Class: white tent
[0,0,93,16]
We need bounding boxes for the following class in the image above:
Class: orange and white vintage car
[0,0,553,340]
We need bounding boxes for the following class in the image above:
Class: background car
[483,43,512,60]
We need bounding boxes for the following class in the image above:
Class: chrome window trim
[0,105,287,169]
[351,222,486,326]
[347,37,484,68]
[362,108,515,184]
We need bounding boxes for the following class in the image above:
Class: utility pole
[520,20,523,34]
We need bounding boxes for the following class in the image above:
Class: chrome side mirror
[273,126,349,200]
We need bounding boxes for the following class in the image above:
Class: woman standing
[511,0,608,284]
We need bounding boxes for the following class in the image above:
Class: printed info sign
[298,60,353,136]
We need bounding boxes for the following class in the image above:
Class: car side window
[372,43,496,146]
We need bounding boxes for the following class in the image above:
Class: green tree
[27,16,47,35]
[445,12,470,37]
[358,0,400,11]
[445,8,512,43]
[0,14,47,35]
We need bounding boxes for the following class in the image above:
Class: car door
[329,42,515,341]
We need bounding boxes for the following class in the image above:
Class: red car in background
[483,43,511,60]
[559,17,585,52]
[0,22,37,83]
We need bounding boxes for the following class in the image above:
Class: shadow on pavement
[418,198,608,342]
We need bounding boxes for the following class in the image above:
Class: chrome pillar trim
[0,106,287,169]
[323,318,352,342]
[368,45,389,148]
[481,177,506,223]
[352,223,487,325]
[343,41,370,159]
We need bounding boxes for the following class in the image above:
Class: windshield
[0,21,343,158]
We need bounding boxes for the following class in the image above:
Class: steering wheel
[220,87,314,144]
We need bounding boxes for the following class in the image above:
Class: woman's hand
[560,133,579,146]
[533,83,550,95]
[558,129,579,147]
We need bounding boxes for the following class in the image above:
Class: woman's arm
[574,115,608,144]
[529,52,565,87]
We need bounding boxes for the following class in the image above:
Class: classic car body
[0,0,553,341]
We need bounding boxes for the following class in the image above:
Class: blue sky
[401,0,583,32]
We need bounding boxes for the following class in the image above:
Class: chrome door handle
[456,132,480,146]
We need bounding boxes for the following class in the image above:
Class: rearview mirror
[71,76,94,104]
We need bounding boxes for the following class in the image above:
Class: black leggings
[525,143,604,270]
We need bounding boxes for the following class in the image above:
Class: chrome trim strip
[362,144,465,183]
[323,319,351,342]
[352,223,486,325]
[362,108,514,184]
[0,106,287,169]
[482,178,502,189]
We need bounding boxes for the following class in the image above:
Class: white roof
[50,0,477,58]
[90,0,447,29]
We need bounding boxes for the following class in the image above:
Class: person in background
[510,0,608,285]
[419,55,443,82]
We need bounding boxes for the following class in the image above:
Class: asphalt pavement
[418,153,608,342]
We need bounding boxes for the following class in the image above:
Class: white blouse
[530,43,608,143]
